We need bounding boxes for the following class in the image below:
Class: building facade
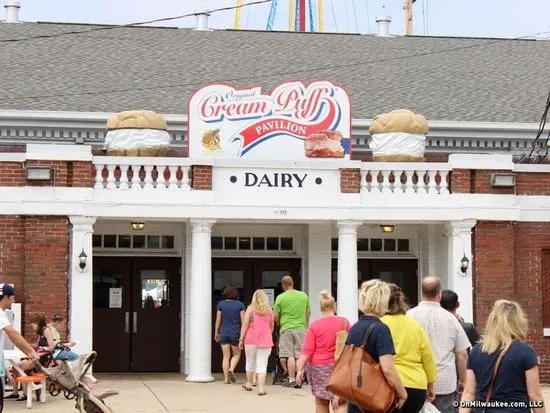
[1,18,550,381]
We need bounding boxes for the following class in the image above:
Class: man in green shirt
[273,275,310,388]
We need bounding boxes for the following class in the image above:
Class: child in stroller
[35,351,119,413]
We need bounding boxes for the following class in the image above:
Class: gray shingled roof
[0,22,549,122]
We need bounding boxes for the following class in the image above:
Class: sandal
[16,396,27,402]
[258,392,267,396]
[228,371,236,383]
[242,384,253,391]
[5,393,20,400]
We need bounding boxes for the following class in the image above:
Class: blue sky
[5,0,550,38]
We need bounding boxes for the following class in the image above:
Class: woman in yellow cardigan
[381,284,437,413]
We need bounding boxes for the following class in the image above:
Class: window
[280,238,293,251]
[92,235,102,248]
[119,235,131,248]
[93,234,176,250]
[239,237,251,250]
[211,236,223,250]
[330,237,410,253]
[224,237,237,250]
[398,239,410,252]
[357,238,369,251]
[266,237,279,250]
[211,236,295,252]
[253,237,265,250]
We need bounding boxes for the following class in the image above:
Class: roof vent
[375,14,392,37]
[194,9,211,31]
[3,0,21,23]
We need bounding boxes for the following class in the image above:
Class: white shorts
[244,345,272,374]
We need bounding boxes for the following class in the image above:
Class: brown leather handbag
[326,323,397,413]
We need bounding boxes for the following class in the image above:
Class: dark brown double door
[93,257,181,372]
[211,258,301,373]
[331,259,419,307]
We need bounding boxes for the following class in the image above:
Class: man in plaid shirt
[408,277,471,413]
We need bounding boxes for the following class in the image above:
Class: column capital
[336,220,363,234]
[444,219,476,237]
[69,216,97,229]
[190,218,217,233]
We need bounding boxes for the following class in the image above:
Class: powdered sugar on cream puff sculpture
[103,110,171,156]
[368,109,429,162]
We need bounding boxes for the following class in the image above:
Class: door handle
[133,312,137,334]
[125,312,129,333]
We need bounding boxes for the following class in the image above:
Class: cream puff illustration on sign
[368,109,429,162]
[188,80,352,160]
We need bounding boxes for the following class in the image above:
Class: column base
[185,374,216,383]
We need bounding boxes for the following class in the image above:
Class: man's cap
[0,284,15,298]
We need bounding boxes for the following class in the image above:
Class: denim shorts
[219,334,239,346]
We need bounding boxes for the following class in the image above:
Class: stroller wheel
[48,382,61,397]
[64,389,76,400]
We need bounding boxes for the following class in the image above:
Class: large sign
[188,80,351,160]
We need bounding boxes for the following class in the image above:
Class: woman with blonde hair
[295,290,350,413]
[345,279,408,413]
[239,289,274,396]
[381,284,437,413]
[459,300,545,413]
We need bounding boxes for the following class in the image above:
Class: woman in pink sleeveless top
[239,289,274,396]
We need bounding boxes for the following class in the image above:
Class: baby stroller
[270,331,309,387]
[271,332,287,385]
[35,351,119,413]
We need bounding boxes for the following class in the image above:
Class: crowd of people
[214,274,546,413]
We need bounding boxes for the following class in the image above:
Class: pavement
[5,374,550,413]
[5,373,313,412]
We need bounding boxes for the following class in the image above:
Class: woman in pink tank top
[295,291,350,413]
[239,289,274,396]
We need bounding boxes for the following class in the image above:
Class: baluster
[381,170,392,194]
[129,166,141,190]
[440,170,450,194]
[360,170,368,193]
[168,166,179,190]
[93,164,104,189]
[181,166,191,191]
[155,166,167,189]
[428,171,438,194]
[418,170,429,194]
[405,170,415,194]
[106,165,117,189]
[396,170,405,193]
[119,165,129,190]
[370,170,381,193]
[143,165,154,189]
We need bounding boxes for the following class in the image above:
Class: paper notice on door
[109,288,122,308]
[263,289,275,307]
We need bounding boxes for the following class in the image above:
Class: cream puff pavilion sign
[187,80,351,160]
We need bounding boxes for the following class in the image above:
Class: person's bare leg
[245,371,255,389]
[333,401,348,413]
[228,345,240,382]
[221,344,231,383]
[315,397,330,413]
[287,356,296,381]
[257,373,267,394]
[279,357,288,373]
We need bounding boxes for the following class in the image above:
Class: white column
[306,223,332,322]
[185,218,216,383]
[337,220,362,324]
[444,219,476,323]
[68,216,97,356]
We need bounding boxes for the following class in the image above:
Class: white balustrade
[360,163,451,195]
[93,157,192,190]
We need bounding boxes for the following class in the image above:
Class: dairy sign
[188,80,351,160]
